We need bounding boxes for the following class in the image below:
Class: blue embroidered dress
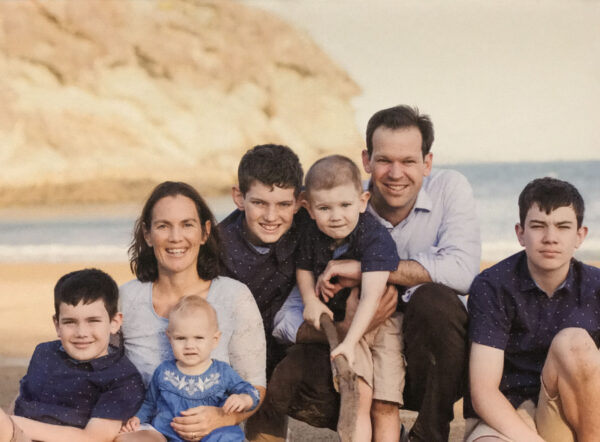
[136,359,260,441]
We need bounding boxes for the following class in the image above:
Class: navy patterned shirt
[466,251,600,416]
[297,211,400,320]
[218,208,310,336]
[14,340,145,428]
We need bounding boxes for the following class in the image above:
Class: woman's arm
[11,416,122,442]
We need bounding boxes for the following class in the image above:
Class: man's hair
[304,155,363,197]
[365,105,434,158]
[238,144,304,197]
[168,295,218,332]
[518,177,585,228]
[129,181,220,282]
[54,268,119,319]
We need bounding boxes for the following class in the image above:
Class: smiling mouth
[384,183,408,193]
[72,342,93,348]
[259,224,280,233]
[166,248,187,255]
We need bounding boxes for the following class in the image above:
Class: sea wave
[0,244,128,263]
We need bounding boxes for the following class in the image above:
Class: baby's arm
[330,271,390,366]
[11,416,121,442]
[222,394,254,414]
[297,268,333,330]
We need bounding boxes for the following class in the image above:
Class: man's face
[233,181,299,246]
[54,299,122,361]
[362,126,432,224]
[516,204,587,278]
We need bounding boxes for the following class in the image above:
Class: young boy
[297,155,403,441]
[466,177,600,442]
[120,295,259,442]
[0,268,145,442]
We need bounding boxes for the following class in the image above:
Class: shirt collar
[366,182,432,228]
[59,343,121,371]
[517,251,575,296]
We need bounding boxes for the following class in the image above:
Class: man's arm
[11,416,122,442]
[470,343,545,442]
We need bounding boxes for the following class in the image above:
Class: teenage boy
[466,177,600,442]
[0,268,144,442]
[298,155,402,441]
[260,105,481,442]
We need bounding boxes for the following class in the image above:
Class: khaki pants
[465,380,574,442]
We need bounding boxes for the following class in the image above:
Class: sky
[242,0,600,164]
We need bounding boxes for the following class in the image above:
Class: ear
[232,186,245,211]
[515,223,525,247]
[423,152,433,176]
[301,197,315,220]
[143,222,152,247]
[200,219,212,245]
[109,312,123,334]
[212,330,222,350]
[575,226,588,249]
[53,315,60,337]
[361,149,372,174]
[359,191,370,213]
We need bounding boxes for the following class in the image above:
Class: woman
[117,181,266,442]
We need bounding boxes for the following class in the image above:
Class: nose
[542,226,558,243]
[264,204,277,222]
[75,322,89,337]
[168,225,182,242]
[388,161,404,179]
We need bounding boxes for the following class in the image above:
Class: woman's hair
[129,181,221,282]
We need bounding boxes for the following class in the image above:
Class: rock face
[0,0,361,206]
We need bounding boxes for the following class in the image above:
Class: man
[466,177,600,442]
[255,105,481,442]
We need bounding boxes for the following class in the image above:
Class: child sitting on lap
[297,155,403,441]
[120,295,260,442]
[0,268,145,442]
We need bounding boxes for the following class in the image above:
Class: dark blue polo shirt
[466,251,600,416]
[218,208,310,337]
[14,340,145,428]
[297,211,400,320]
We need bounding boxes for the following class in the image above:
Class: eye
[318,206,329,211]
[341,202,352,208]
[279,202,293,208]
[376,158,390,164]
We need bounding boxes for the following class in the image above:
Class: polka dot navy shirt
[14,340,145,428]
[466,251,600,416]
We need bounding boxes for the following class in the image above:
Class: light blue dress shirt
[367,168,481,299]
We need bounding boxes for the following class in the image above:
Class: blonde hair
[304,155,363,196]
[168,295,218,331]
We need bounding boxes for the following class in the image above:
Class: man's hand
[302,298,333,330]
[171,405,225,440]
[336,285,397,338]
[222,394,253,414]
[120,416,140,433]
[316,260,361,301]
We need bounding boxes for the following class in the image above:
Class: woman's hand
[171,405,226,441]
[222,394,253,414]
[302,298,333,330]
[120,416,140,433]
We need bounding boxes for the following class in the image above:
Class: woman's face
[143,195,210,277]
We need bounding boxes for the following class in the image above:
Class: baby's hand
[330,341,355,368]
[222,394,253,414]
[120,416,140,433]
[302,298,333,330]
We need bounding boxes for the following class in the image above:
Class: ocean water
[0,161,598,263]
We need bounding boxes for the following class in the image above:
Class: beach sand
[0,261,517,441]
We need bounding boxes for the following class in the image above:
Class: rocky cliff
[0,0,361,206]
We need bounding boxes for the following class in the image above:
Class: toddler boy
[0,268,145,442]
[297,155,404,441]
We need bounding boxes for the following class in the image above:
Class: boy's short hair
[305,155,363,197]
[238,144,304,197]
[168,295,218,331]
[518,177,585,228]
[54,268,119,319]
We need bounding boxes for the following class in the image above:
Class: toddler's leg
[355,378,373,442]
[114,430,167,442]
[371,400,400,442]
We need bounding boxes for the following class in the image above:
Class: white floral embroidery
[163,370,221,395]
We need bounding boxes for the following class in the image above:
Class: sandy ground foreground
[0,261,490,441]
